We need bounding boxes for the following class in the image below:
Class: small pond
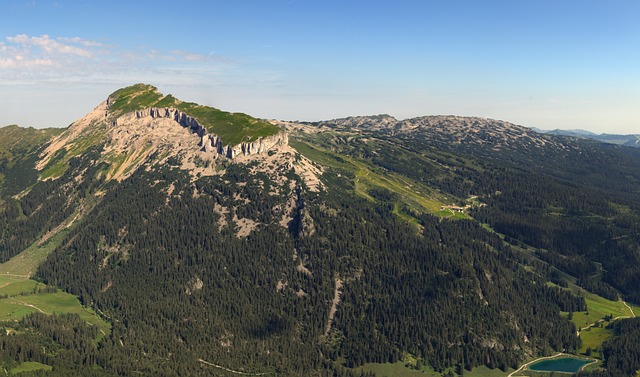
[528,357,592,373]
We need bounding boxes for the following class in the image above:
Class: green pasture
[577,326,613,358]
[0,291,110,335]
[0,276,43,297]
[10,361,53,374]
[0,231,111,339]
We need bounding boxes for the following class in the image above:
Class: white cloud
[6,34,93,58]
[57,36,103,48]
[0,57,53,68]
[0,34,234,86]
[171,50,211,62]
[0,58,15,68]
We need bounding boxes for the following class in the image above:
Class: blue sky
[0,0,638,133]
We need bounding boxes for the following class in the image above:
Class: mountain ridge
[533,127,640,148]
[1,85,640,376]
[35,84,289,182]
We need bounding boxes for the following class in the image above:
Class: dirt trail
[577,301,636,336]
[0,273,30,279]
[623,301,636,318]
[198,359,271,375]
[11,298,48,314]
[507,353,562,377]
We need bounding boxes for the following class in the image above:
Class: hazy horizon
[1,0,638,134]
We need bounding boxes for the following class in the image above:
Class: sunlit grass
[10,361,53,374]
[0,291,111,337]
[290,140,468,225]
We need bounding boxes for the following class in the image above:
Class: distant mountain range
[531,127,640,148]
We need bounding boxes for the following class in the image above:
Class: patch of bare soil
[293,154,323,192]
[237,145,324,193]
[214,203,229,228]
[233,213,258,238]
[165,183,176,205]
[295,259,312,276]
[37,101,109,171]
[323,278,343,337]
[278,197,297,228]
[293,249,312,276]
[185,277,204,296]
[38,195,99,246]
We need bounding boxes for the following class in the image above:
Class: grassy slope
[108,83,280,145]
[568,286,637,357]
[540,266,638,356]
[0,291,110,334]
[10,361,53,374]
[0,231,111,337]
[0,230,69,277]
[0,125,63,163]
[290,139,469,223]
[512,247,638,359]
[291,130,638,376]
[0,125,64,189]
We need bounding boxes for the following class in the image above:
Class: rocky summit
[36,84,292,183]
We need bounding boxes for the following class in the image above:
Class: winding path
[10,298,48,314]
[623,301,636,318]
[577,301,636,336]
[198,359,271,375]
[1,273,30,278]
[507,353,563,377]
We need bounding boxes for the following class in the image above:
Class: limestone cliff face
[115,107,288,158]
[204,131,289,158]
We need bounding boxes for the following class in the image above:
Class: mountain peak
[106,83,167,116]
[35,84,288,181]
[104,84,281,146]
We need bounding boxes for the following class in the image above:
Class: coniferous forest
[1,103,640,376]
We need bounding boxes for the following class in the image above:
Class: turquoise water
[528,357,591,373]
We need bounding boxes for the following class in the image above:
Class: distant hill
[533,127,640,148]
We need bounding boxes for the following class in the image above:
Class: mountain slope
[290,115,640,301]
[37,84,287,181]
[1,87,640,376]
[0,125,63,195]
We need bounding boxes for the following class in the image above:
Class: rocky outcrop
[317,114,398,131]
[201,131,289,158]
[115,107,288,158]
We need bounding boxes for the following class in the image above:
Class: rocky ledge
[115,107,288,158]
